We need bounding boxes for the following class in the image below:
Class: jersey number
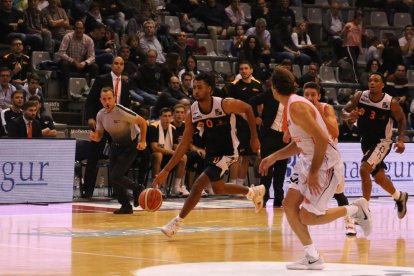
[205,119,213,128]
[369,111,376,120]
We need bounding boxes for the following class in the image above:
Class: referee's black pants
[110,142,139,208]
[260,130,288,207]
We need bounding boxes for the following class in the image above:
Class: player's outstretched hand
[152,170,169,188]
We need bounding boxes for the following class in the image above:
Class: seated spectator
[292,21,322,65]
[84,2,104,34]
[230,24,247,57]
[121,0,159,35]
[0,67,16,109]
[7,100,42,138]
[157,25,176,55]
[385,64,411,118]
[0,0,42,51]
[28,94,56,137]
[251,0,270,27]
[137,49,165,106]
[380,33,404,77]
[148,107,187,195]
[366,35,383,64]
[88,22,115,74]
[0,38,30,89]
[297,62,321,88]
[154,76,191,116]
[0,89,23,137]
[322,1,344,66]
[161,52,182,85]
[139,20,166,64]
[180,72,194,99]
[246,18,271,64]
[70,0,91,22]
[269,0,296,29]
[168,32,193,63]
[359,58,381,90]
[96,0,125,36]
[338,118,360,142]
[22,73,45,109]
[183,0,231,53]
[399,25,414,69]
[57,20,99,98]
[23,0,54,53]
[178,55,200,85]
[239,35,265,81]
[43,0,71,42]
[271,20,311,69]
[126,34,146,66]
[225,0,249,28]
[37,0,48,11]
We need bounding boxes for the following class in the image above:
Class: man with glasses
[1,38,30,89]
[139,20,165,63]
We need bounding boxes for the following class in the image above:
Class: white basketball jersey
[286,94,341,169]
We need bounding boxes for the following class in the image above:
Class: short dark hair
[101,86,114,95]
[181,72,193,81]
[173,103,185,111]
[369,72,385,83]
[271,66,296,96]
[0,67,11,74]
[11,90,24,99]
[303,81,320,94]
[194,72,215,89]
[159,107,172,116]
[28,95,41,102]
[239,61,253,69]
[22,101,37,110]
[27,72,40,82]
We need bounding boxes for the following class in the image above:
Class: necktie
[27,121,32,139]
[114,77,120,103]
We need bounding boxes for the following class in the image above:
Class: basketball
[139,188,163,212]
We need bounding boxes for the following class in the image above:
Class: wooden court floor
[0,197,413,275]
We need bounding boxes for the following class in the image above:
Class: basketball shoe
[247,185,265,213]
[161,216,183,237]
[351,197,372,236]
[345,217,357,236]
[286,255,325,270]
[395,191,408,219]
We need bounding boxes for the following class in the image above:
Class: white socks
[236,178,245,186]
[304,244,319,259]
[345,205,359,217]
[392,190,401,201]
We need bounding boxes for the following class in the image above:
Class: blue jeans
[274,51,312,68]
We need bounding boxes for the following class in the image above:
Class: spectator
[137,49,165,105]
[292,21,322,65]
[0,0,42,51]
[297,62,321,88]
[22,73,45,108]
[148,107,187,195]
[168,32,194,63]
[0,67,16,109]
[139,20,166,64]
[126,34,146,66]
[230,24,247,57]
[23,0,54,53]
[57,20,99,98]
[180,72,194,99]
[0,89,23,137]
[43,0,70,41]
[385,64,410,118]
[1,38,30,89]
[365,35,383,64]
[161,52,182,85]
[183,0,231,53]
[250,0,270,27]
[121,0,159,35]
[84,1,104,34]
[154,75,190,116]
[28,94,56,137]
[338,118,360,142]
[87,22,115,74]
[271,19,311,68]
[239,35,267,81]
[70,0,92,22]
[246,18,271,64]
[322,1,344,66]
[225,0,249,27]
[381,33,404,76]
[7,100,42,138]
[399,25,414,69]
[269,0,296,29]
[178,55,199,85]
[341,9,364,83]
[359,58,381,90]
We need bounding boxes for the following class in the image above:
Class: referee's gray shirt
[96,104,139,145]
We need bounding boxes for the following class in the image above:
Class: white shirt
[271,104,284,132]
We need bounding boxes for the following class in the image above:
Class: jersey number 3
[369,111,376,120]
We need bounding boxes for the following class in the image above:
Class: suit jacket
[85,73,131,121]
[249,90,283,137]
[7,116,42,138]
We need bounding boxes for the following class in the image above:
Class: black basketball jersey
[357,90,393,145]
[190,97,239,158]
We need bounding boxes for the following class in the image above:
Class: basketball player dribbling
[153,72,265,237]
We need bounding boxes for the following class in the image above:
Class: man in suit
[83,56,132,199]
[7,100,42,138]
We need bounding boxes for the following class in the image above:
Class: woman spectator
[230,24,247,57]
[381,33,403,77]
[291,21,322,65]
[239,35,266,80]
[161,52,183,84]
[178,55,200,87]
[359,58,381,90]
[127,34,146,66]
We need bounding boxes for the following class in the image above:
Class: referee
[90,87,147,214]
